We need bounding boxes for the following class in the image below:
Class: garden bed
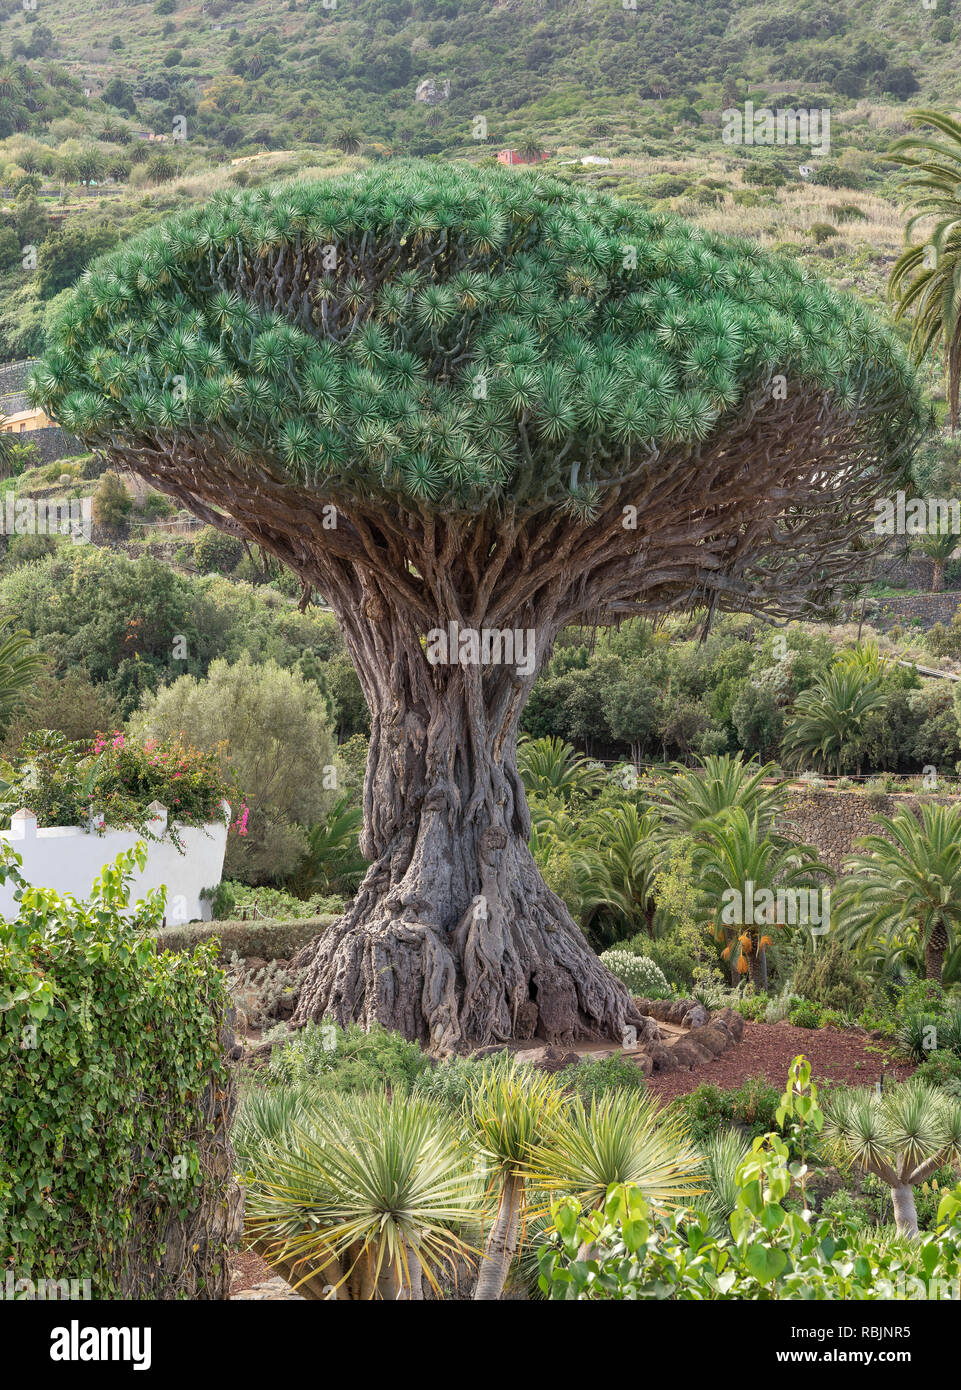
[647,1020,914,1103]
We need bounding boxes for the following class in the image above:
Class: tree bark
[926,919,947,983]
[293,605,652,1049]
[891,1183,920,1241]
[932,558,945,594]
[474,1173,525,1301]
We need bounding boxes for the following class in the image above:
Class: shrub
[0,845,237,1298]
[131,654,339,883]
[789,998,823,1029]
[673,1076,781,1143]
[91,470,132,532]
[557,1053,647,1101]
[208,878,343,922]
[193,525,244,574]
[0,729,232,841]
[789,938,874,1017]
[917,1049,961,1089]
[152,914,333,960]
[411,1050,522,1110]
[600,947,670,996]
[266,1019,433,1093]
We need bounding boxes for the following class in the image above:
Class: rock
[648,1043,678,1072]
[714,1007,745,1043]
[538,1046,580,1074]
[631,1051,653,1079]
[667,999,692,1025]
[671,1037,714,1068]
[243,956,268,973]
[690,1024,729,1057]
[685,1003,711,1029]
[272,993,296,1020]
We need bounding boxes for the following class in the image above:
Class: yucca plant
[528,1089,704,1215]
[468,1060,566,1301]
[239,1086,482,1299]
[782,663,888,775]
[835,802,961,983]
[822,1079,961,1238]
[690,1128,751,1239]
[31,158,925,1047]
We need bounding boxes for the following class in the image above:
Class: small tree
[92,470,132,533]
[823,1079,961,1239]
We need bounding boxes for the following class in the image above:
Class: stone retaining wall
[781,789,958,872]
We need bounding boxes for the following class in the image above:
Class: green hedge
[0,846,240,1298]
[151,915,334,961]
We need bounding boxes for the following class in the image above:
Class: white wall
[0,801,230,924]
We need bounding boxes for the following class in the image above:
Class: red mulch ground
[229,1248,275,1296]
[647,1021,915,1104]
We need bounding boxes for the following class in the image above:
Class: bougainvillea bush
[0,844,241,1298]
[0,729,234,842]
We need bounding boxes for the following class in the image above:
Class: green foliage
[209,879,343,923]
[671,1076,782,1144]
[538,1152,961,1299]
[193,524,244,574]
[0,845,233,1297]
[0,728,231,839]
[556,1053,649,1102]
[265,1018,433,1094]
[599,947,670,997]
[782,661,889,774]
[788,998,823,1029]
[789,938,875,1017]
[91,470,132,532]
[131,654,339,883]
[32,162,921,518]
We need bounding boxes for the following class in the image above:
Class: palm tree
[468,1060,565,1301]
[517,735,605,801]
[823,1079,961,1238]
[835,802,961,982]
[574,803,662,940]
[692,807,830,987]
[238,1086,481,1299]
[889,110,961,431]
[293,793,364,894]
[652,753,787,840]
[0,617,46,719]
[912,520,960,592]
[333,124,362,155]
[782,664,888,775]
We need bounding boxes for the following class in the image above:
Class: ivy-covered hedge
[151,915,334,962]
[0,845,242,1299]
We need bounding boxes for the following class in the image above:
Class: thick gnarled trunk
[293,600,650,1049]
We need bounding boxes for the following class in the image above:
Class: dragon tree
[31,161,924,1048]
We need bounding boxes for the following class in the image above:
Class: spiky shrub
[599,948,670,998]
[31,160,924,1048]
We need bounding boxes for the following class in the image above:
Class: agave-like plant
[834,802,961,983]
[239,1086,482,1300]
[689,1128,751,1239]
[782,663,888,775]
[517,735,606,801]
[468,1059,566,1301]
[822,1078,961,1238]
[528,1088,704,1215]
[912,520,961,593]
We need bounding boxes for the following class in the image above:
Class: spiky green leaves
[32,159,923,515]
